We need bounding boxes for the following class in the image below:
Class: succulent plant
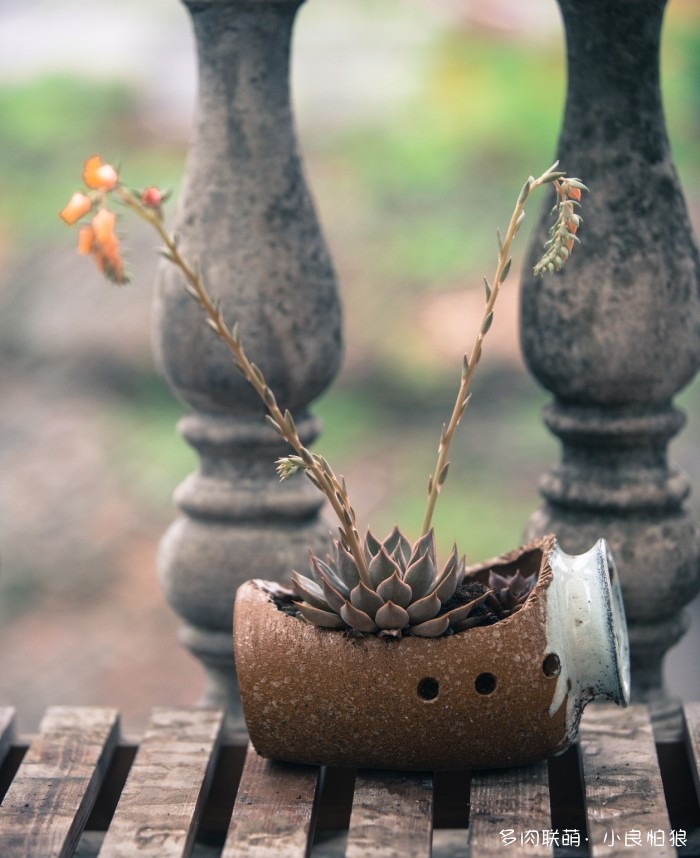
[290,527,491,638]
[488,568,537,618]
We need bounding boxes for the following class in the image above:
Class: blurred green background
[0,0,698,728]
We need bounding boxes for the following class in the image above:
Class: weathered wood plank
[98,707,225,858]
[684,701,700,797]
[0,706,120,858]
[222,744,320,858]
[468,761,552,857]
[345,770,433,858]
[580,703,674,857]
[0,709,15,767]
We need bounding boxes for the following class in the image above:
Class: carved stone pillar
[153,0,342,732]
[520,0,700,737]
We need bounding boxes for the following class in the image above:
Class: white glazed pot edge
[546,538,631,729]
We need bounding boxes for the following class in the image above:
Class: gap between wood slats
[345,770,433,858]
[0,709,19,804]
[97,707,226,858]
[675,703,700,857]
[579,703,675,857]
[0,709,15,767]
[221,744,321,858]
[0,706,120,858]
[684,702,700,799]
[85,744,138,831]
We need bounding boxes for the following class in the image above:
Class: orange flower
[59,192,93,225]
[567,186,582,202]
[79,208,127,284]
[77,225,95,255]
[82,155,119,191]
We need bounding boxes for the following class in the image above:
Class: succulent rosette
[290,527,491,637]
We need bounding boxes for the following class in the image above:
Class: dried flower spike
[532,177,588,276]
[421,162,586,535]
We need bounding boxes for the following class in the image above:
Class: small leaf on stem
[283,409,296,436]
[265,414,283,436]
[499,258,512,283]
[517,179,532,205]
[250,363,265,385]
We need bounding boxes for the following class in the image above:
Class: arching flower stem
[420,165,586,535]
[114,185,370,583]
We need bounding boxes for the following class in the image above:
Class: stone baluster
[153,0,342,733]
[520,0,700,736]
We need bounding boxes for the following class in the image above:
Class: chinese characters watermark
[499,828,687,848]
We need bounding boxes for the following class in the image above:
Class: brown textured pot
[233,534,629,770]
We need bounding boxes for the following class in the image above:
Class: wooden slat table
[0,703,698,857]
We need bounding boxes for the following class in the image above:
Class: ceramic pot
[233,534,630,770]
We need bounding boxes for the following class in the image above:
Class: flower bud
[60,192,93,225]
[82,155,119,191]
[141,187,163,209]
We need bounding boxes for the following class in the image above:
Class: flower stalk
[114,185,371,582]
[420,164,587,535]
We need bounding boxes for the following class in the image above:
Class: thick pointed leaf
[406,590,442,624]
[437,545,458,585]
[393,531,413,568]
[521,572,537,597]
[312,553,350,597]
[441,591,491,626]
[511,570,536,599]
[368,547,401,589]
[375,601,410,631]
[334,541,361,591]
[408,529,436,567]
[508,570,527,595]
[381,525,409,560]
[340,600,379,633]
[364,529,382,561]
[489,570,511,592]
[451,615,488,633]
[376,571,412,608]
[349,581,384,619]
[410,614,450,638]
[403,551,436,600]
[296,601,346,629]
[320,573,346,614]
[454,556,466,589]
[433,564,459,603]
[291,571,331,611]
[309,554,334,586]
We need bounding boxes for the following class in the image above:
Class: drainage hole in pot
[474,672,497,695]
[417,677,439,701]
[542,653,561,677]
